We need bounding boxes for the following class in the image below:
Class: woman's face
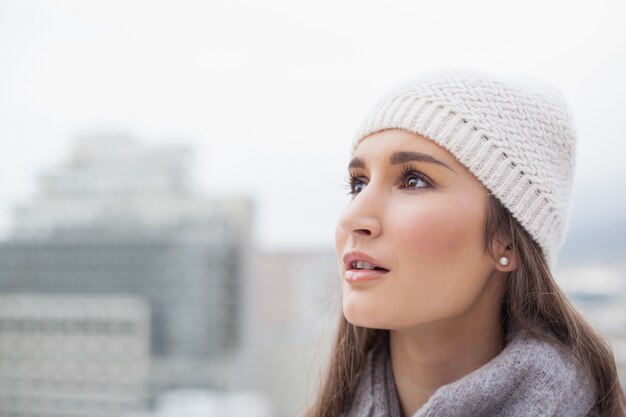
[335,129,504,331]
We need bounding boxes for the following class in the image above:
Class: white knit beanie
[353,68,577,265]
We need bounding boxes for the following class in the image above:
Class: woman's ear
[492,240,517,272]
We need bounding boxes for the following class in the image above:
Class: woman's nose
[337,186,383,238]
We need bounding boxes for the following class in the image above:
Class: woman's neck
[389,309,504,416]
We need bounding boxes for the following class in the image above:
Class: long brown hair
[304,194,625,417]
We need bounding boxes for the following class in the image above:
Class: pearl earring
[499,256,509,267]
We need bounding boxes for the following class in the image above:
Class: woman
[305,69,625,417]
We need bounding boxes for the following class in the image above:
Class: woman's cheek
[391,204,472,258]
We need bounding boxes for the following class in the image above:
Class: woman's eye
[351,179,366,194]
[401,171,430,189]
[346,174,367,195]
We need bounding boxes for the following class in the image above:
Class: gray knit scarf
[344,326,597,417]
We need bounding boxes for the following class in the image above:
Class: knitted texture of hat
[353,69,577,264]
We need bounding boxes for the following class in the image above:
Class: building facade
[0,135,255,412]
[0,294,150,417]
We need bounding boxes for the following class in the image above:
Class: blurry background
[0,0,625,416]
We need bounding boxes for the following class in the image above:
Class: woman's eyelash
[344,172,364,195]
[344,166,433,195]
[399,165,433,189]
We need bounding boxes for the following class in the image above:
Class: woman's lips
[342,250,390,283]
[344,268,389,283]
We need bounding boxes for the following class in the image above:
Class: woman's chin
[342,301,393,330]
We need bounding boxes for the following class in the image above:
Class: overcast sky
[1,0,625,251]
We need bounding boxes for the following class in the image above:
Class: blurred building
[0,294,150,416]
[124,389,274,417]
[256,249,339,417]
[0,135,256,409]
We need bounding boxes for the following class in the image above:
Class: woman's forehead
[352,129,460,169]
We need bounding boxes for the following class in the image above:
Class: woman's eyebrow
[390,151,455,172]
[348,152,455,172]
[348,157,366,170]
